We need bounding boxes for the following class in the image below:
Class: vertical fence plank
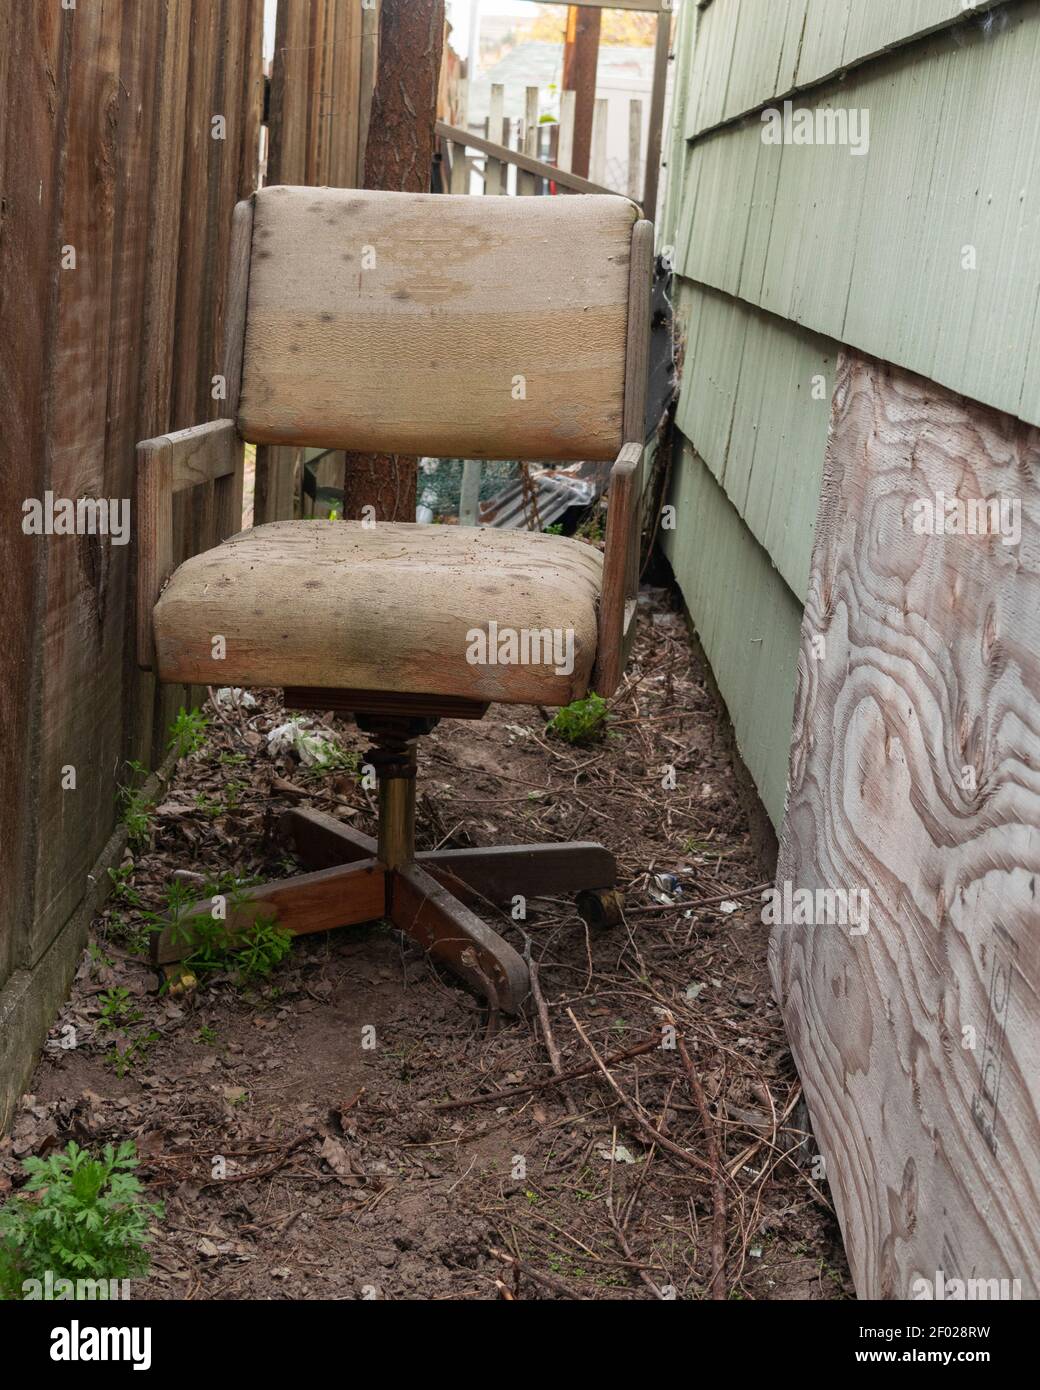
[484,82,505,194]
[449,141,470,194]
[459,459,482,525]
[518,86,539,195]
[257,0,369,524]
[357,0,380,184]
[32,0,125,958]
[627,97,643,201]
[558,88,576,175]
[643,8,671,219]
[590,96,609,186]
[0,0,67,990]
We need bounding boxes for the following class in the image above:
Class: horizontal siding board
[686,0,1008,140]
[676,4,1040,429]
[674,284,834,600]
[663,443,802,826]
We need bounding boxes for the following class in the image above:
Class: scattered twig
[606,1123,668,1300]
[430,1037,662,1111]
[675,1029,728,1300]
[565,1010,714,1177]
[488,1246,587,1301]
[523,936,577,1117]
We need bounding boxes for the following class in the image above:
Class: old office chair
[136,186,651,1014]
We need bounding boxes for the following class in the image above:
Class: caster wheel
[576,888,623,929]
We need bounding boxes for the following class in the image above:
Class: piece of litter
[719,900,740,915]
[597,1143,639,1164]
[213,687,257,710]
[267,717,342,768]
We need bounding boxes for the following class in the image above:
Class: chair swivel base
[150,722,620,1014]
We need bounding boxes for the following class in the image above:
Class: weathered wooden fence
[438,85,638,199]
[254,0,381,526]
[0,0,366,1130]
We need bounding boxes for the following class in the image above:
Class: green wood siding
[662,444,804,828]
[677,3,1040,428]
[675,284,836,601]
[686,0,1007,140]
[661,0,1040,827]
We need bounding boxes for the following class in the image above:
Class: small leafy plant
[576,512,605,544]
[107,862,143,909]
[547,692,609,745]
[171,885,293,987]
[235,913,294,981]
[119,762,155,850]
[0,1141,163,1300]
[97,987,141,1032]
[105,1030,160,1078]
[167,706,209,761]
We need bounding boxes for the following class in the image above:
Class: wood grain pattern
[0,0,65,989]
[154,520,603,705]
[18,0,262,960]
[238,186,638,462]
[33,0,158,958]
[771,351,1040,1297]
[0,0,265,1132]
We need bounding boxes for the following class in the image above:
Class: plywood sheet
[772,351,1040,1297]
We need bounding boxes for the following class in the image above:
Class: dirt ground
[1,587,852,1301]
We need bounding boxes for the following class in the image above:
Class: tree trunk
[343,0,446,522]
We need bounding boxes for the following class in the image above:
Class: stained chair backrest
[236,185,642,463]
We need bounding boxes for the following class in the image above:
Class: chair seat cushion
[153,521,604,706]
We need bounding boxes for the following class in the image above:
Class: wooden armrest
[135,419,243,670]
[595,442,644,697]
[593,216,652,698]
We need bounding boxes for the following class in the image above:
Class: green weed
[97,988,142,1032]
[547,692,609,744]
[167,707,209,761]
[0,1142,162,1300]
